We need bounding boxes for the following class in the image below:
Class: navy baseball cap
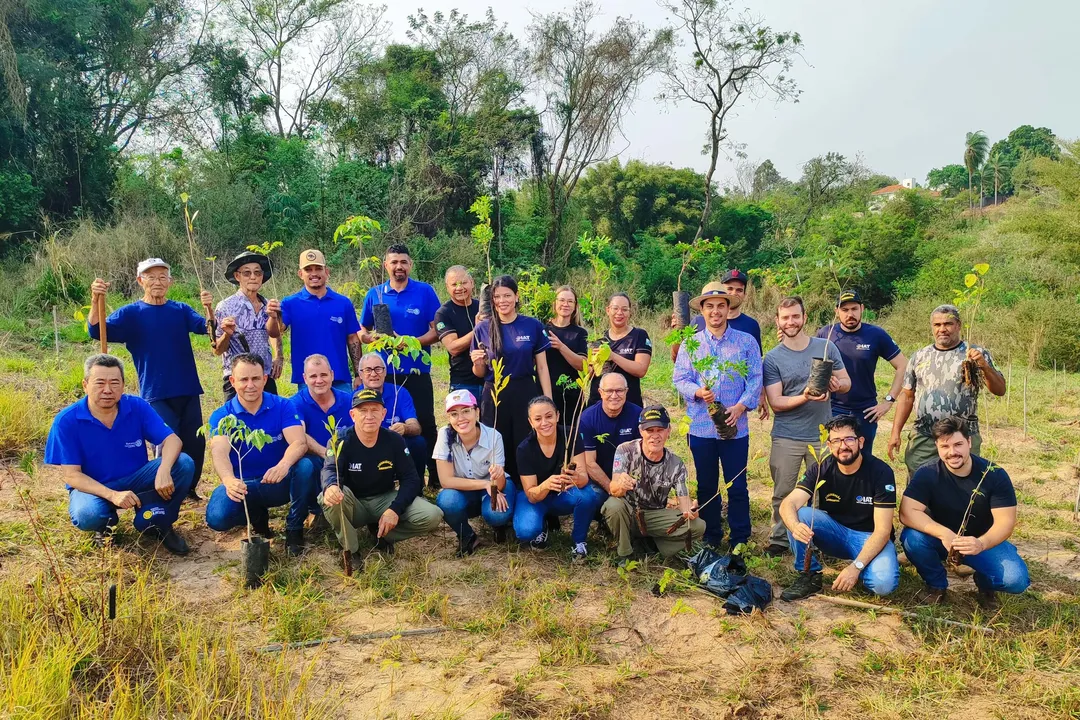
[721,269,749,284]
[639,405,671,430]
[836,290,863,307]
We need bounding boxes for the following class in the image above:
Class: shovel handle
[97,293,108,353]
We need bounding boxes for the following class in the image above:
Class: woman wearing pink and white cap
[433,389,515,556]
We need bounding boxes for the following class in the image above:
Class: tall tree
[963,130,989,210]
[659,0,801,244]
[528,0,673,266]
[985,152,1007,206]
[926,164,967,197]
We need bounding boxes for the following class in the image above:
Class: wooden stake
[1023,370,1028,437]
[812,594,994,634]
[1006,364,1012,421]
[52,306,60,359]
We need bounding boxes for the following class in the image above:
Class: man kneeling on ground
[779,415,899,601]
[900,416,1030,608]
[45,354,194,555]
[603,405,704,563]
[319,389,443,569]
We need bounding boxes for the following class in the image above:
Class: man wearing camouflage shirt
[601,405,704,562]
[888,304,1005,476]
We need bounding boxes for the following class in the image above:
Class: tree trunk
[968,171,973,211]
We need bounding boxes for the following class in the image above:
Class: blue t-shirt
[361,280,441,375]
[692,312,762,352]
[280,287,361,384]
[579,402,643,478]
[471,315,551,382]
[289,387,353,447]
[208,393,302,478]
[357,383,417,428]
[88,300,205,402]
[815,323,901,412]
[45,395,173,487]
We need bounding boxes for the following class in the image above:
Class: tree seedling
[802,424,833,574]
[470,195,495,285]
[324,415,352,576]
[953,263,990,391]
[947,460,996,567]
[666,325,749,439]
[558,343,612,475]
[180,192,217,338]
[199,415,273,544]
[366,334,429,425]
[489,356,510,510]
[245,240,284,307]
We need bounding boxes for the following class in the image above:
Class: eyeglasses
[826,436,860,447]
[599,388,627,396]
[239,270,264,278]
[361,367,385,375]
[141,275,170,284]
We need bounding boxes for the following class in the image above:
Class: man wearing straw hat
[214,251,283,401]
[89,259,214,501]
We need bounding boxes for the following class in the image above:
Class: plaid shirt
[673,326,763,439]
[215,290,273,376]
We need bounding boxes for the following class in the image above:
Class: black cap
[721,269,749,284]
[836,289,863,307]
[638,404,671,430]
[225,251,273,286]
[351,388,384,408]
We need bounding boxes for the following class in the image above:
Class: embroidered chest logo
[855,495,873,504]
[515,335,531,342]
[825,492,842,503]
[330,316,343,324]
[619,428,633,435]
[378,460,394,471]
[124,438,144,449]
[855,344,872,351]
[406,307,420,315]
[348,462,363,471]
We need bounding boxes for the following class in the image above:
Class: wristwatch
[884,394,895,403]
[853,560,865,570]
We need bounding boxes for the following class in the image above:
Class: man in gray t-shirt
[762,297,850,556]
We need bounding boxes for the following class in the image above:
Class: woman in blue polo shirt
[470,275,552,478]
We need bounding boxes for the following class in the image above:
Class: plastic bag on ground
[684,547,772,615]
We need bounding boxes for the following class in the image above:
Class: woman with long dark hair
[545,285,589,423]
[471,275,552,478]
[588,292,652,407]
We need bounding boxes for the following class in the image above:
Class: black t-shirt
[589,327,652,407]
[322,428,422,516]
[516,427,584,484]
[796,455,896,533]
[435,299,480,386]
[904,456,1017,538]
[546,322,588,390]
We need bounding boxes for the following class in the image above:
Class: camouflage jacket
[903,341,995,437]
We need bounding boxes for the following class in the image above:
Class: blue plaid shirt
[215,290,274,376]
[673,326,763,439]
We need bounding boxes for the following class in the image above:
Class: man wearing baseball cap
[88,259,215,501]
[814,290,907,455]
[319,387,443,568]
[602,405,704,563]
[213,251,283,401]
[267,249,362,394]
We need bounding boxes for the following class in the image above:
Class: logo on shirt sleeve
[437,322,445,331]
[885,484,895,492]
[645,337,652,347]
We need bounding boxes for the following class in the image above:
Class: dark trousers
[391,372,437,483]
[832,407,878,456]
[481,376,541,479]
[222,375,278,402]
[688,434,751,546]
[150,395,205,490]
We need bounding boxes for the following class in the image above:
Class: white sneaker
[530,531,549,550]
[571,542,588,564]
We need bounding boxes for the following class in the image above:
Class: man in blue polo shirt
[815,290,907,455]
[360,244,441,485]
[89,258,214,501]
[579,373,642,509]
[44,354,194,554]
[355,352,427,478]
[267,248,362,394]
[205,353,316,556]
[289,353,353,477]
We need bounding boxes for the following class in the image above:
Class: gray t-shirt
[432,424,506,480]
[763,337,846,442]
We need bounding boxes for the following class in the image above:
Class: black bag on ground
[685,547,772,615]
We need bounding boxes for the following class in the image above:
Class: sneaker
[91,526,116,549]
[159,528,190,556]
[374,538,395,556]
[780,571,823,602]
[914,585,948,606]
[762,543,789,558]
[529,531,549,550]
[493,526,508,544]
[457,533,481,558]
[571,542,588,564]
[285,528,305,557]
[976,589,999,611]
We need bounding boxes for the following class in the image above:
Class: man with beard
[778,415,899,601]
[763,296,850,557]
[267,249,362,393]
[435,265,481,401]
[815,290,906,455]
[361,244,441,485]
[214,251,284,400]
[579,372,642,509]
[900,416,1029,608]
[887,304,1005,477]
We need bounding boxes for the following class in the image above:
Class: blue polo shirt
[361,279,441,375]
[88,300,206,402]
[692,312,762,352]
[280,287,361,384]
[208,393,302,478]
[289,387,353,447]
[471,315,551,382]
[45,395,173,487]
[579,402,643,478]
[816,322,901,413]
[356,383,417,428]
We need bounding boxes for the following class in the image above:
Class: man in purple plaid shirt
[673,282,762,549]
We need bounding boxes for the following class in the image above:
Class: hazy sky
[385,0,1080,186]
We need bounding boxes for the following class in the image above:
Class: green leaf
[964,273,978,288]
[974,263,990,275]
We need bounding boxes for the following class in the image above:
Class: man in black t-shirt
[900,416,1030,607]
[318,389,443,567]
[778,415,899,601]
[435,266,481,401]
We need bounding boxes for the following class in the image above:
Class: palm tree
[964,130,990,211]
[985,152,1007,206]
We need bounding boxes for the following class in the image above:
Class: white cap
[136,258,170,277]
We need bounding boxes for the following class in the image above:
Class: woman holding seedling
[434,390,515,556]
[470,275,553,478]
[545,285,589,422]
[588,293,652,408]
[514,396,597,563]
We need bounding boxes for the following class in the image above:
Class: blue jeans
[514,484,600,545]
[689,434,751,545]
[583,482,608,519]
[206,458,317,532]
[449,383,484,406]
[787,507,899,595]
[436,483,517,541]
[900,527,1030,593]
[68,455,195,533]
[833,407,878,456]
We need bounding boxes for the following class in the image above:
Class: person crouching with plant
[899,416,1029,609]
[673,283,762,551]
[514,396,597,563]
[778,415,899,601]
[206,353,317,556]
[319,389,443,570]
[434,390,515,556]
[603,405,703,565]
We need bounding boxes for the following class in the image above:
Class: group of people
[43,246,1031,606]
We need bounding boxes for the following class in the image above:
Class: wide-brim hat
[689,281,731,312]
[225,251,273,286]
